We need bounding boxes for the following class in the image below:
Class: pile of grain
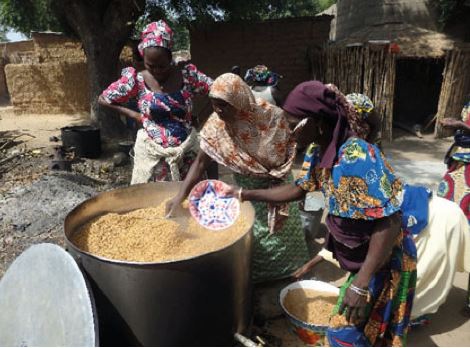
[283,288,338,325]
[71,200,249,262]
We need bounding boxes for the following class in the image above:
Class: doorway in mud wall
[393,57,445,138]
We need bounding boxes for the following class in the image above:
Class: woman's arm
[353,213,401,287]
[339,213,401,324]
[98,95,141,121]
[440,118,470,132]
[242,183,306,204]
[165,149,212,216]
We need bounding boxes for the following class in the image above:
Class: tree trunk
[85,36,127,138]
[53,0,146,138]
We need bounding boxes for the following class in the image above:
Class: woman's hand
[98,95,142,122]
[440,118,463,129]
[339,285,368,325]
[165,196,183,218]
[165,150,212,218]
[220,185,242,200]
[127,110,142,122]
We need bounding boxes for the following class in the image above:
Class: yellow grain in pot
[283,288,338,325]
[71,199,249,262]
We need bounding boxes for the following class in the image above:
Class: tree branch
[102,0,145,41]
[52,0,97,45]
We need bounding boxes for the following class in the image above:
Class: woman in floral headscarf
[99,20,213,183]
[166,73,309,282]
[244,65,282,105]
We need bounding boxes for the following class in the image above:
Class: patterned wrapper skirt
[327,230,417,347]
[437,161,470,223]
[233,173,310,283]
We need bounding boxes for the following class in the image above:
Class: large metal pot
[64,182,255,346]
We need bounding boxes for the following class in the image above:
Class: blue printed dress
[295,138,417,347]
[101,64,212,182]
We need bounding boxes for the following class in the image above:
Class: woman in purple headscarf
[232,81,417,347]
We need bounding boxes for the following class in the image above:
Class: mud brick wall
[5,62,90,114]
[0,40,35,62]
[190,16,332,101]
[32,32,86,63]
[1,40,35,101]
[31,32,134,63]
[2,33,135,112]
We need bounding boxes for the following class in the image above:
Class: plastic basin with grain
[280,280,339,345]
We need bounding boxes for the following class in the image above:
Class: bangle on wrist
[238,188,243,202]
[349,283,370,300]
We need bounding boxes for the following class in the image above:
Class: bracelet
[238,188,243,202]
[349,283,369,297]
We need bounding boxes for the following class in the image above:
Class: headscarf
[202,73,296,178]
[283,81,369,169]
[202,73,297,233]
[244,65,280,86]
[345,93,374,119]
[138,20,174,57]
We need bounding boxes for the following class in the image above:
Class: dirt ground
[1,108,469,346]
[0,108,133,278]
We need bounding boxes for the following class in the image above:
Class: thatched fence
[325,42,396,141]
[435,44,470,138]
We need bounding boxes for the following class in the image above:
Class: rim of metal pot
[64,184,254,267]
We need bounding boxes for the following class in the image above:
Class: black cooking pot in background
[61,126,101,159]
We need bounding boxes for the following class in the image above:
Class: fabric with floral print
[244,65,280,86]
[233,173,309,282]
[101,64,212,148]
[295,138,403,220]
[201,73,297,233]
[202,73,296,179]
[345,93,374,119]
[328,230,417,347]
[326,84,370,140]
[138,20,174,56]
[444,101,470,163]
[438,101,470,222]
[437,162,470,222]
[295,139,414,347]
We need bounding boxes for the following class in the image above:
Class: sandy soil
[0,106,90,149]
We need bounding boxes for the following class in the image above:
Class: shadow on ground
[408,286,470,347]
[383,129,452,162]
